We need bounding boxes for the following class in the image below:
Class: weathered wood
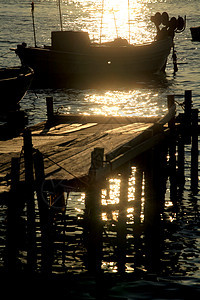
[53,113,159,124]
[106,129,169,173]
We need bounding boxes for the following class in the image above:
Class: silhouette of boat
[0,66,34,110]
[190,26,200,41]
[15,12,185,88]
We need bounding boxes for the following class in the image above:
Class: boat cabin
[51,31,90,52]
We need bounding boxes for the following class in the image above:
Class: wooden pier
[0,90,199,280]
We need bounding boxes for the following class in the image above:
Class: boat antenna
[100,0,104,44]
[128,0,131,43]
[31,2,37,47]
[112,8,119,38]
[58,0,63,31]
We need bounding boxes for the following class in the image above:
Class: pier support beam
[86,147,104,274]
[117,163,130,274]
[5,157,20,273]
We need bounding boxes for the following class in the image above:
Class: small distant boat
[15,10,185,88]
[0,66,34,111]
[190,26,200,41]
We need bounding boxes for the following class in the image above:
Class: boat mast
[58,0,63,31]
[31,2,37,47]
[128,0,130,43]
[100,0,104,44]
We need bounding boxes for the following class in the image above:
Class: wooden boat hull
[16,37,173,88]
[190,26,200,41]
[0,66,34,111]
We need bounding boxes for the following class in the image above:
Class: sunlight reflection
[86,90,163,118]
[102,261,118,273]
[63,0,154,44]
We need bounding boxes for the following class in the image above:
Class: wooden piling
[117,163,130,274]
[86,147,104,274]
[167,95,177,202]
[33,149,53,275]
[191,109,199,193]
[177,134,185,187]
[134,163,143,227]
[184,90,192,125]
[23,128,37,273]
[46,96,54,123]
[184,90,192,144]
[5,157,20,272]
[144,147,161,273]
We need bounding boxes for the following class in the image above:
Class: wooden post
[191,109,199,193]
[184,90,192,125]
[5,157,20,272]
[167,95,177,202]
[86,147,104,274]
[184,90,192,144]
[177,134,185,187]
[46,97,54,123]
[167,95,175,129]
[144,147,161,274]
[23,128,37,273]
[117,163,130,274]
[33,149,53,275]
[134,163,143,227]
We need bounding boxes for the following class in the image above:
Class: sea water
[0,0,199,294]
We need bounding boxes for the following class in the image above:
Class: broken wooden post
[191,109,199,193]
[86,147,104,274]
[23,128,37,273]
[5,157,20,273]
[46,96,54,123]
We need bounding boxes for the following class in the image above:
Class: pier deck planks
[0,115,157,184]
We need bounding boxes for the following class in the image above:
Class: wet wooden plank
[0,118,155,183]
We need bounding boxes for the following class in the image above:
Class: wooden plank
[32,123,98,135]
[0,116,160,183]
[53,114,159,124]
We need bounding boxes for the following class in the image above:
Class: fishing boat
[0,66,34,110]
[15,9,185,88]
[190,26,200,41]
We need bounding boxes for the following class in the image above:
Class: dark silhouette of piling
[117,163,130,274]
[5,157,20,272]
[86,147,104,274]
[33,149,54,275]
[23,128,37,273]
[46,96,54,123]
[167,95,177,202]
